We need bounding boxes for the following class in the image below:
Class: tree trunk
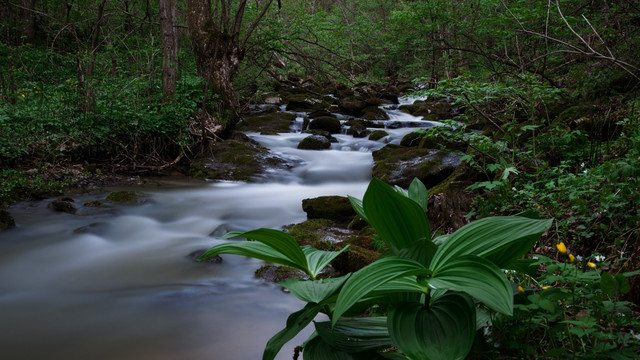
[159,0,178,102]
[20,0,36,44]
[186,0,275,136]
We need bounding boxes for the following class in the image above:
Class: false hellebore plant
[198,178,552,360]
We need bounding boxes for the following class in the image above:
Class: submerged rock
[187,249,223,264]
[105,191,144,204]
[372,144,463,189]
[48,198,77,214]
[297,135,331,150]
[0,209,16,231]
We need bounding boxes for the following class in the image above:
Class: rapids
[0,101,437,359]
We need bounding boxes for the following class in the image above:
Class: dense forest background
[2,0,640,358]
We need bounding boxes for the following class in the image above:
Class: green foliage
[488,255,640,359]
[199,178,550,359]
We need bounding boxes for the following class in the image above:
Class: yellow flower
[556,242,567,254]
[518,285,524,294]
[569,254,576,262]
[542,286,549,290]
[21,94,25,98]
[587,262,596,269]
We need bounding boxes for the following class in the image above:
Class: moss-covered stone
[106,191,143,204]
[308,116,342,134]
[255,265,307,283]
[297,135,331,150]
[346,123,370,138]
[331,244,380,274]
[237,112,296,134]
[372,144,463,188]
[302,196,356,224]
[285,219,335,248]
[338,97,369,117]
[368,130,389,141]
[361,105,390,120]
[83,200,107,207]
[0,209,16,231]
[398,99,454,121]
[285,94,330,112]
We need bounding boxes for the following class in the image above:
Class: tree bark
[20,0,37,44]
[159,0,178,102]
[186,0,275,136]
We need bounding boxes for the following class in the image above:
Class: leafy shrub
[198,178,551,359]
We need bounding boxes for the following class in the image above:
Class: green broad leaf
[263,302,324,360]
[362,178,431,252]
[280,276,350,304]
[303,336,353,360]
[428,255,513,315]
[430,216,552,269]
[315,317,392,353]
[396,238,438,268]
[388,293,476,360]
[333,257,429,325]
[302,245,351,279]
[347,196,368,223]
[220,228,309,270]
[600,271,618,296]
[197,241,301,270]
[408,178,428,211]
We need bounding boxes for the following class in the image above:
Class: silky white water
[0,102,435,359]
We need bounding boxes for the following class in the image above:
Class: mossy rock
[190,138,283,181]
[369,130,389,141]
[255,265,307,283]
[285,219,335,248]
[346,123,370,138]
[338,97,369,117]
[187,249,223,264]
[106,191,143,204]
[285,94,329,112]
[48,198,77,214]
[297,135,331,150]
[0,209,16,231]
[401,130,468,151]
[331,244,380,274]
[308,116,341,134]
[372,144,463,189]
[302,196,357,224]
[237,112,296,134]
[361,105,389,121]
[399,99,454,121]
[83,200,108,208]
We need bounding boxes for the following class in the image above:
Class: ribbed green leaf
[219,228,309,269]
[428,255,513,315]
[362,178,431,252]
[315,317,392,353]
[431,216,552,268]
[408,178,428,211]
[333,257,429,325]
[302,245,351,279]
[263,302,324,360]
[347,196,369,223]
[388,293,476,360]
[197,241,301,270]
[280,275,350,304]
[397,238,438,268]
[303,336,353,360]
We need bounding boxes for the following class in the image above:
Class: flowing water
[0,100,437,359]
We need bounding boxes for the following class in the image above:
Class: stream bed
[0,101,436,359]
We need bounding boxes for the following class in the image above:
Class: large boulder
[369,130,389,141]
[372,144,464,188]
[297,135,331,150]
[338,97,369,117]
[399,98,455,121]
[361,105,390,120]
[237,112,296,134]
[190,136,288,181]
[346,121,370,138]
[308,116,342,134]
[302,196,356,224]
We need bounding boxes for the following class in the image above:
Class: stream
[0,99,438,359]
